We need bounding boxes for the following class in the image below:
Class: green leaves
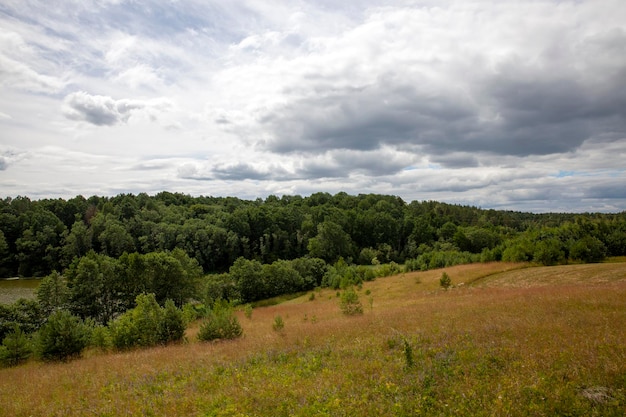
[36,271,70,315]
[339,287,363,316]
[439,272,452,289]
[66,250,201,324]
[0,324,32,367]
[308,221,355,263]
[109,293,186,350]
[197,302,242,342]
[36,310,89,362]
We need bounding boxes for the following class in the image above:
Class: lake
[0,278,40,305]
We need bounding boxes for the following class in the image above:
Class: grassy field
[1,261,625,416]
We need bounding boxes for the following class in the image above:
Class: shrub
[198,304,243,342]
[108,312,138,350]
[36,310,89,362]
[89,324,111,350]
[0,325,32,367]
[570,237,607,263]
[0,298,45,341]
[533,238,565,266]
[158,299,186,344]
[340,288,364,315]
[375,262,402,278]
[109,293,161,349]
[182,302,202,325]
[356,265,376,281]
[243,304,253,319]
[109,294,186,350]
[440,272,452,289]
[404,257,422,272]
[272,315,285,332]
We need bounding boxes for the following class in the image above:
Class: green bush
[109,293,161,349]
[109,294,186,350]
[374,262,402,278]
[89,324,111,350]
[158,299,186,344]
[181,302,203,325]
[440,272,452,289]
[198,304,243,342]
[0,325,32,367]
[340,288,364,316]
[243,304,253,319]
[569,236,607,263]
[272,315,285,332]
[108,313,137,350]
[0,298,45,341]
[36,310,89,362]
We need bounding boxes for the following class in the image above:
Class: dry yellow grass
[473,262,626,288]
[1,261,625,416]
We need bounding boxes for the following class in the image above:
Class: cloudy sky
[1,0,625,213]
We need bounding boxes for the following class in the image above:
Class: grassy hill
[1,261,625,416]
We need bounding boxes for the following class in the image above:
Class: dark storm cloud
[584,180,626,200]
[260,79,474,154]
[261,67,626,159]
[256,26,626,163]
[178,162,290,182]
[429,154,479,169]
[297,148,413,179]
[212,162,276,181]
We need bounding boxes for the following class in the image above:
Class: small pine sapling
[440,272,452,289]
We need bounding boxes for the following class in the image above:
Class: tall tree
[307,221,355,263]
[65,251,126,323]
[36,271,70,316]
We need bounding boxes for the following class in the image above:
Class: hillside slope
[1,261,625,416]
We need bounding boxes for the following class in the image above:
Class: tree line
[2,192,625,279]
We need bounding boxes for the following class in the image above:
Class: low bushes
[197,302,242,342]
[36,310,89,362]
[109,294,185,350]
[0,325,32,367]
[339,288,363,316]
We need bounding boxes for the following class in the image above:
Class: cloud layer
[0,0,625,212]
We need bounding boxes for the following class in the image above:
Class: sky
[1,0,625,213]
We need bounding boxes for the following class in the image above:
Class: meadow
[1,261,625,416]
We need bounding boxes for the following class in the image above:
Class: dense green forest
[2,191,625,279]
[1,192,625,365]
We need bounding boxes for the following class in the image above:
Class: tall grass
[1,261,625,416]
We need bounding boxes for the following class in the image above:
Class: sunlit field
[1,261,625,416]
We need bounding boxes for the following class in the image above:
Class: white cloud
[62,91,173,126]
[113,64,165,90]
[0,30,66,93]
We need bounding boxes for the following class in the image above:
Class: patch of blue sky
[101,2,243,42]
[555,169,624,178]
[555,170,581,178]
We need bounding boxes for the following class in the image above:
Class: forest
[2,191,625,278]
[1,191,625,365]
